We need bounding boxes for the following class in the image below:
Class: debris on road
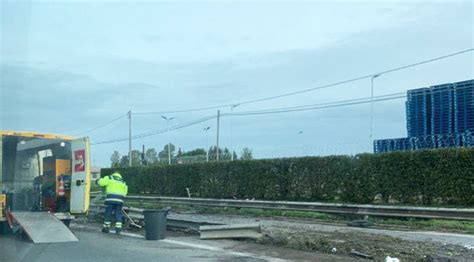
[199,223,262,240]
[384,256,400,262]
[350,249,373,260]
[347,220,374,228]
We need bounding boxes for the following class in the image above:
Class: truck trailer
[0,131,91,243]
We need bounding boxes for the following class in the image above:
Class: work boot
[102,221,111,233]
[115,222,122,235]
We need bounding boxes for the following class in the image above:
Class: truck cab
[0,131,91,231]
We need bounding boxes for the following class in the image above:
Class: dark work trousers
[104,202,123,227]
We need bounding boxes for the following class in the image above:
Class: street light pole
[216,110,220,161]
[128,110,132,167]
[161,115,175,165]
[370,74,380,144]
[230,104,239,161]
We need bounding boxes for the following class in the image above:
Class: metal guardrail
[89,204,221,231]
[121,196,474,221]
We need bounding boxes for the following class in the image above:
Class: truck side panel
[70,137,91,214]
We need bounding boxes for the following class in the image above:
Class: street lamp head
[169,117,175,121]
[231,104,240,109]
[298,131,303,134]
[372,74,381,79]
[161,115,167,120]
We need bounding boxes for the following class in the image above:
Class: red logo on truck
[74,149,85,172]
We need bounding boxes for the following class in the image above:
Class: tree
[232,151,238,160]
[110,151,121,168]
[159,143,176,159]
[207,146,236,161]
[182,148,206,157]
[131,150,142,166]
[145,148,158,165]
[118,150,143,167]
[119,155,129,168]
[240,147,253,160]
[222,148,231,160]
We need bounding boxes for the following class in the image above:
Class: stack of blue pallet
[410,135,436,150]
[454,80,474,135]
[374,137,411,152]
[431,83,454,136]
[406,88,431,137]
[373,132,473,153]
[374,79,473,153]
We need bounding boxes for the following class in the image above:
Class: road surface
[0,224,356,262]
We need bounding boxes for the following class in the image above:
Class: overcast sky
[1,0,473,166]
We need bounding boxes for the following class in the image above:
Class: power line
[223,93,407,116]
[222,84,474,116]
[133,48,473,115]
[92,93,406,145]
[90,83,473,145]
[74,113,127,136]
[73,49,473,137]
[228,92,406,114]
[133,104,234,115]
[92,115,216,145]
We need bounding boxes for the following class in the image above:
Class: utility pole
[203,127,210,162]
[161,115,175,165]
[128,110,132,167]
[216,110,220,161]
[370,74,380,144]
[230,104,239,161]
[142,144,146,165]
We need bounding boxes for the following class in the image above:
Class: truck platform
[11,211,78,243]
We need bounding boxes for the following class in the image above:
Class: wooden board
[11,211,78,243]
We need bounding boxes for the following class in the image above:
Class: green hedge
[101,148,474,206]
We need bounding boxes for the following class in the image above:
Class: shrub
[101,148,474,206]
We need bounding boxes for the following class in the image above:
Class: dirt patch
[86,208,474,261]
[258,227,474,261]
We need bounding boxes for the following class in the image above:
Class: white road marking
[114,231,145,239]
[413,231,474,239]
[73,224,287,261]
[161,239,287,262]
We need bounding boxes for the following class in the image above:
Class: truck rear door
[70,137,91,213]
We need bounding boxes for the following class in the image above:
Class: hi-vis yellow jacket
[97,172,128,203]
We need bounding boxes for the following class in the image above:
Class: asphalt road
[0,230,262,262]
[1,224,358,262]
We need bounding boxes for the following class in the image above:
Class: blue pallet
[374,134,472,153]
[454,80,474,133]
[376,79,474,153]
[406,87,431,137]
[431,83,454,135]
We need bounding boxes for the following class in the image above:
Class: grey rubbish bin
[143,209,167,240]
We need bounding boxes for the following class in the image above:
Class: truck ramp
[11,211,78,243]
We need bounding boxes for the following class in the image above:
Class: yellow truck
[0,131,91,242]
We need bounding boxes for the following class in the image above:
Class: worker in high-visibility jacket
[97,172,128,234]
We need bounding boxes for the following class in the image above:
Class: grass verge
[124,201,474,234]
